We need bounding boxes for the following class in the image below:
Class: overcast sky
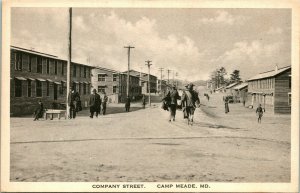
[11,8,291,81]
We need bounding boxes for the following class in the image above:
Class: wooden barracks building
[91,67,142,103]
[246,65,291,114]
[10,46,93,116]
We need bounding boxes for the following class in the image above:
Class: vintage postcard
[1,0,299,192]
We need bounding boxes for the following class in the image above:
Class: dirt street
[10,92,291,182]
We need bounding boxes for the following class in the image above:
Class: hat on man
[92,88,97,93]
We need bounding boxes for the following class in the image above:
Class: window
[60,81,64,95]
[73,64,77,77]
[113,86,117,93]
[72,82,77,91]
[36,80,42,97]
[14,52,22,71]
[113,74,117,81]
[46,81,50,96]
[27,80,31,97]
[288,93,291,106]
[84,67,87,78]
[79,66,82,77]
[28,55,32,72]
[54,61,58,75]
[289,77,291,89]
[98,74,106,81]
[37,57,42,73]
[98,86,106,93]
[46,59,50,74]
[83,83,87,95]
[79,83,81,94]
[15,79,22,97]
[61,62,64,75]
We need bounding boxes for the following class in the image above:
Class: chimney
[275,64,278,72]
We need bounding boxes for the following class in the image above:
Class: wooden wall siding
[274,69,291,113]
[248,78,275,94]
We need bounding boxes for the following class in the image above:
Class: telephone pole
[167,69,171,84]
[124,46,134,97]
[145,60,152,106]
[158,67,164,93]
[66,7,72,118]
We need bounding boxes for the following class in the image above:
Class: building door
[54,84,58,100]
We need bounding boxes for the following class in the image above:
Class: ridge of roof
[247,66,291,81]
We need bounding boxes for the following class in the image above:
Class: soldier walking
[256,104,264,123]
[101,92,108,115]
[89,89,101,118]
[163,84,180,122]
[181,83,200,125]
[125,96,131,112]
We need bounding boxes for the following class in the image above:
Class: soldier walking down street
[101,92,108,115]
[68,87,79,119]
[125,96,131,112]
[33,100,44,121]
[181,83,200,125]
[256,104,264,123]
[89,89,101,118]
[163,84,180,122]
[224,96,230,114]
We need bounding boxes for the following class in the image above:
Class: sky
[11,8,291,81]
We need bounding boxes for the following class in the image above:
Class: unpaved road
[10,93,291,182]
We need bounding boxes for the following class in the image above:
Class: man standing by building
[101,91,108,115]
[89,89,101,118]
[181,83,200,125]
[125,96,131,112]
[68,87,77,119]
[33,100,44,121]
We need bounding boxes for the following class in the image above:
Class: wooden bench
[44,109,66,120]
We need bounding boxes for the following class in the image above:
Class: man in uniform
[163,84,180,122]
[181,83,200,125]
[89,89,101,118]
[68,87,77,119]
[101,91,108,115]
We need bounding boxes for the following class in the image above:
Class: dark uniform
[181,84,200,125]
[33,101,44,121]
[256,105,263,123]
[68,90,80,119]
[102,94,108,115]
[224,97,229,114]
[89,91,101,118]
[164,86,180,122]
[125,96,131,112]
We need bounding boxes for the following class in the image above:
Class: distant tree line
[209,67,241,88]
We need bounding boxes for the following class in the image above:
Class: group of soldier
[89,89,108,118]
[162,83,200,125]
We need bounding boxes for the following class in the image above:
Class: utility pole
[66,7,72,118]
[175,72,178,87]
[158,67,164,93]
[167,69,171,84]
[124,46,134,97]
[145,60,152,106]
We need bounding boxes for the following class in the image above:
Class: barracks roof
[233,82,248,90]
[247,66,291,81]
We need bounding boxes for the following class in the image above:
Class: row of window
[97,86,117,94]
[13,79,90,98]
[13,52,90,78]
[97,74,118,82]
